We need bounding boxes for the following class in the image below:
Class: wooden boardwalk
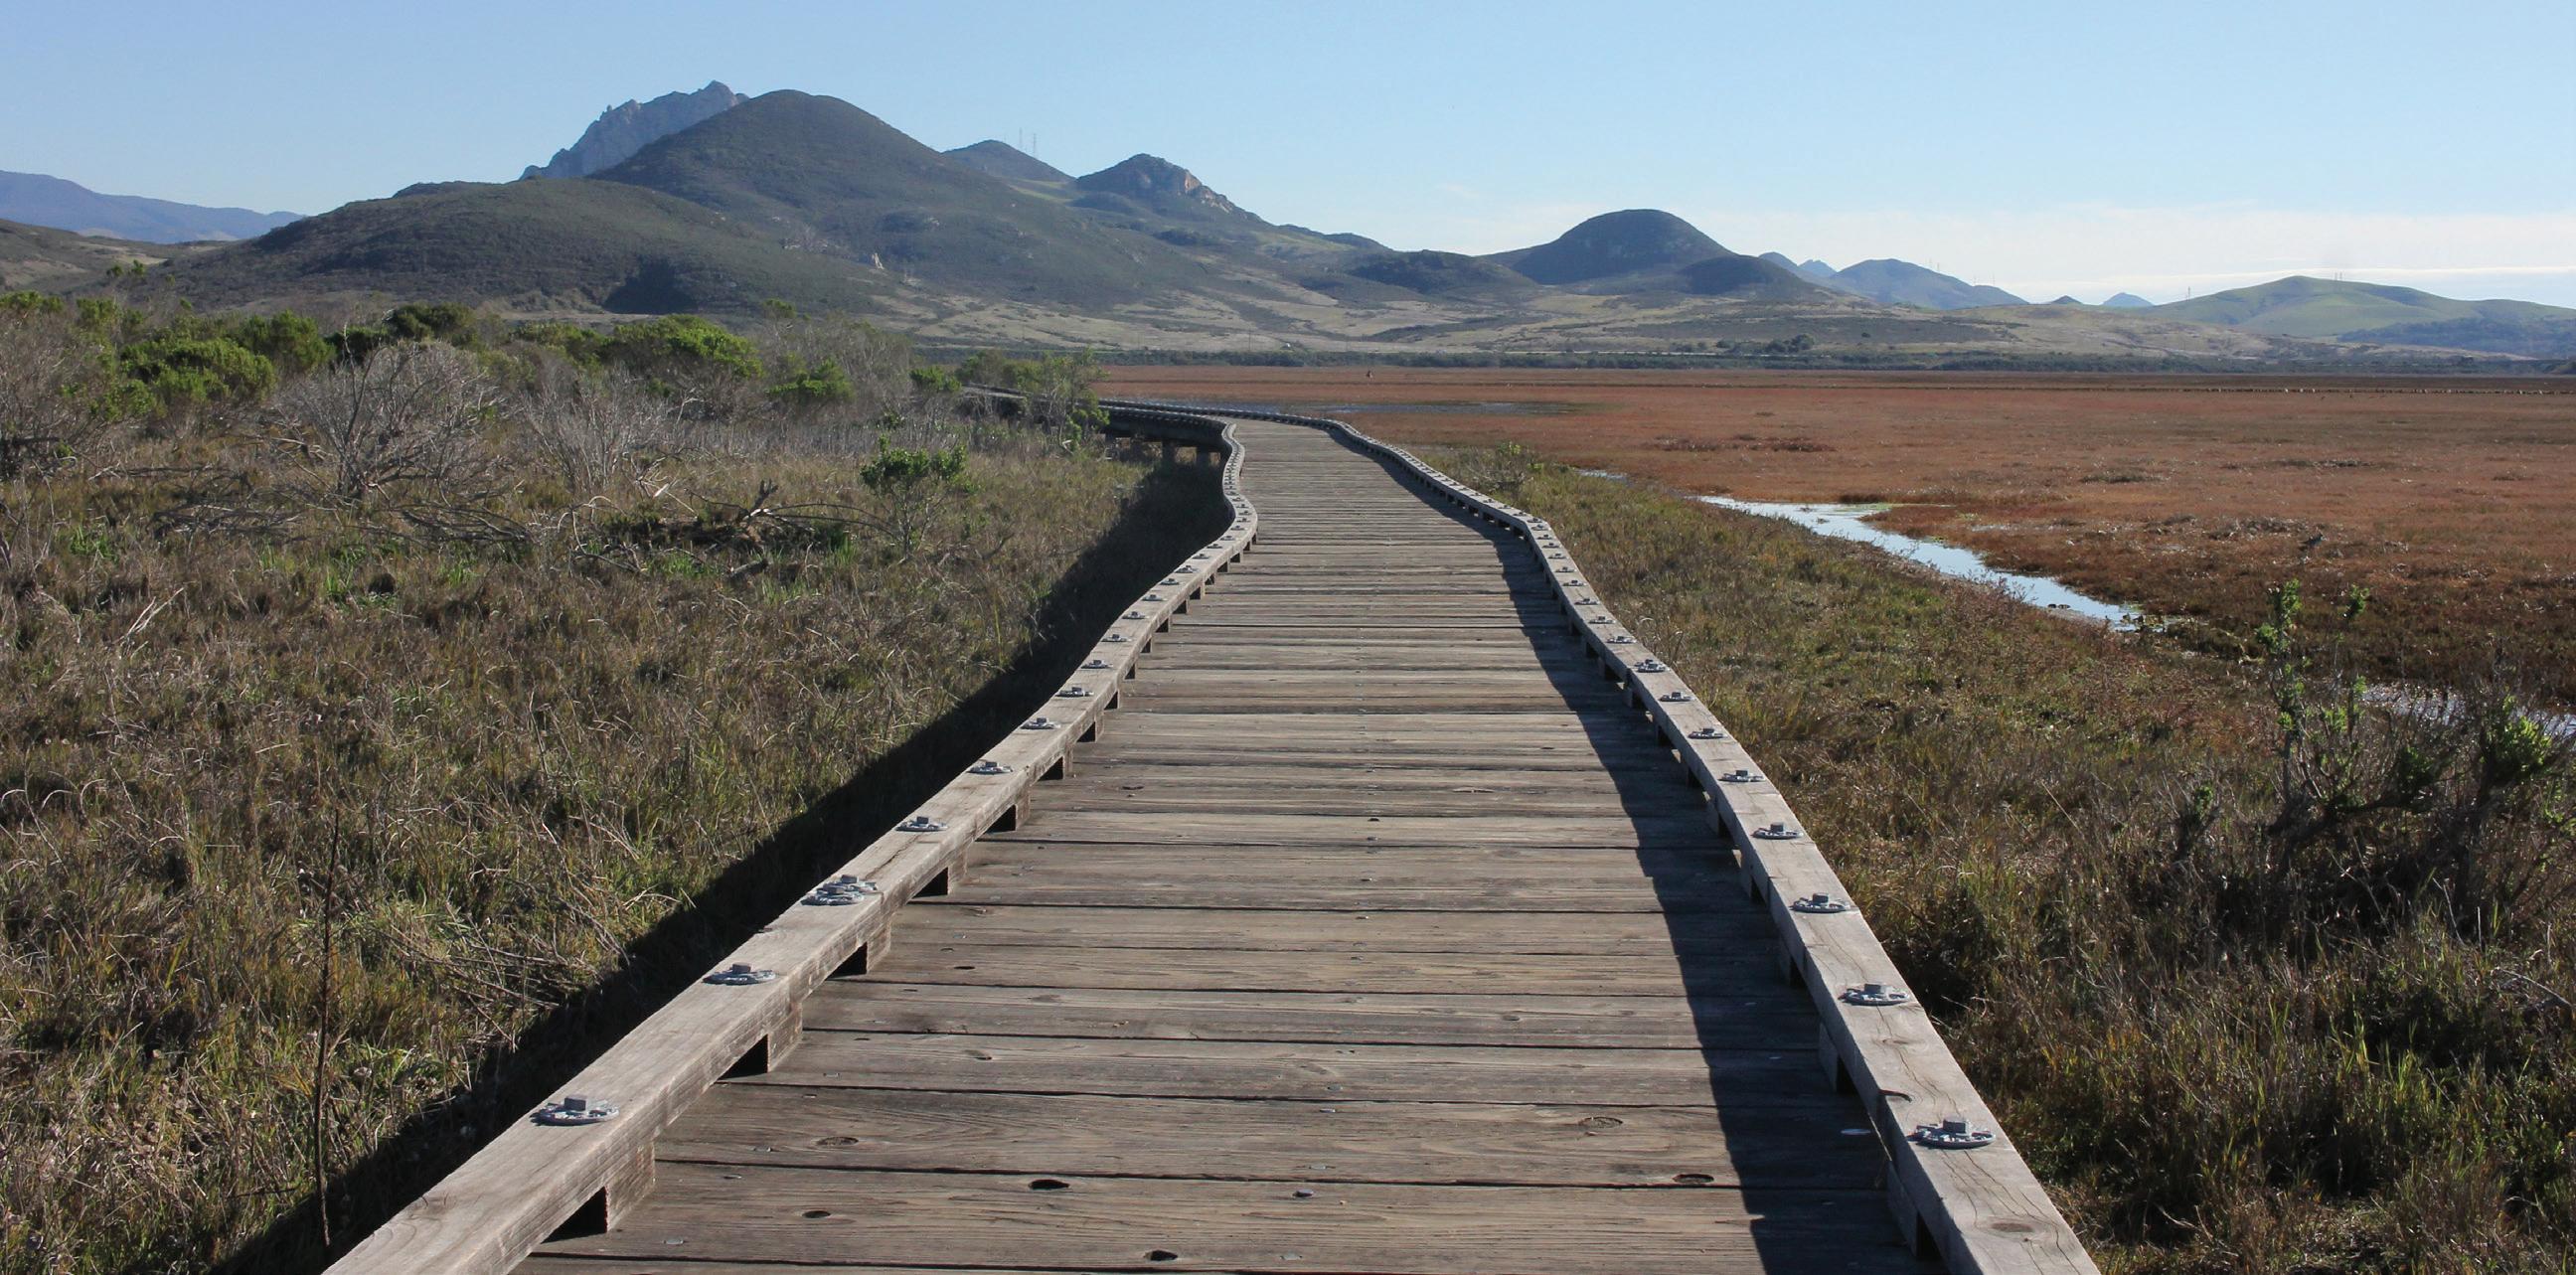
[517,420,1930,1274]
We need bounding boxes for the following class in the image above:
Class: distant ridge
[2103,291,2153,308]
[525,81,746,180]
[1829,258,2026,309]
[944,140,1072,188]
[2154,275,2576,356]
[0,170,300,243]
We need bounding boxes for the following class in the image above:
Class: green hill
[1488,210,1830,300]
[165,177,893,314]
[593,91,1219,307]
[943,140,1073,189]
[2155,276,2576,355]
[1305,249,1537,301]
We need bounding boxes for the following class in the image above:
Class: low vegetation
[1444,447,2576,1273]
[0,296,1209,1273]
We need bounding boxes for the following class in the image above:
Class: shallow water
[1697,496,2140,628]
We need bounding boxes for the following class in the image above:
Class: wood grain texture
[394,404,2081,1275]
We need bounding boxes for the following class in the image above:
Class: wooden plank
[657,1087,1889,1190]
[736,1033,1829,1107]
[981,811,1721,849]
[798,984,1807,1049]
[859,941,1774,998]
[897,902,1748,955]
[527,1163,1924,1274]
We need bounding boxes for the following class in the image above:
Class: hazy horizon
[7,0,2571,307]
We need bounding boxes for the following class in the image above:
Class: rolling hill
[0,217,183,291]
[0,170,301,243]
[1828,258,2025,309]
[2152,276,2576,355]
[163,176,897,315]
[1488,211,1830,300]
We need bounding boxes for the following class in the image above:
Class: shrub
[600,315,763,386]
[116,335,277,409]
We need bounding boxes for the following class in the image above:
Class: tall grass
[1448,449,2576,1273]
[0,307,1212,1273]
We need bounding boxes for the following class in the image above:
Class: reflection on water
[1698,496,2140,629]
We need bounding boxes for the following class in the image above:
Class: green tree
[766,356,855,407]
[599,315,763,386]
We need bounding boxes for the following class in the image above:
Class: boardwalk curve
[330,404,2093,1275]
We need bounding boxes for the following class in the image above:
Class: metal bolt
[1750,821,1799,840]
[1556,565,1575,573]
[1104,634,1130,644]
[969,759,1014,775]
[536,1095,619,1126]
[897,815,946,833]
[1161,577,1184,586]
[1082,659,1112,671]
[1022,717,1060,730]
[1687,726,1725,740]
[1789,893,1852,914]
[1608,635,1633,645]
[1637,659,1666,672]
[1057,686,1094,700]
[1659,691,1690,704]
[706,963,779,986]
[1911,1118,1996,1150]
[1124,610,1147,620]
[1842,983,1911,1007]
[1721,767,1757,783]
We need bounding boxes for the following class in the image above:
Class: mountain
[1759,251,1846,285]
[2154,276,2576,356]
[1490,210,1720,285]
[163,176,895,315]
[2047,295,2084,305]
[1828,258,2025,309]
[1073,155,1249,222]
[2103,292,2153,308]
[943,141,1072,188]
[1487,210,1829,301]
[524,80,745,180]
[0,171,300,243]
[587,91,1222,304]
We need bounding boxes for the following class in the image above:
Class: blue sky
[7,0,2572,303]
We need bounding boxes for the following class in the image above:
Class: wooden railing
[1099,396,2098,1275]
[323,405,1255,1274]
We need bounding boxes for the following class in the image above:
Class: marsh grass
[0,329,1219,1272]
[1450,448,2576,1273]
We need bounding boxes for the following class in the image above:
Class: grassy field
[0,306,1219,1273]
[1104,367,2576,706]
[1428,444,2573,1273]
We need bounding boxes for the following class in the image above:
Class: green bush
[600,315,762,384]
[226,312,332,377]
[766,357,855,407]
[117,336,277,409]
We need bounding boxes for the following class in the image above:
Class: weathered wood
[537,1163,1923,1274]
[370,402,2086,1275]
[659,1087,1887,1189]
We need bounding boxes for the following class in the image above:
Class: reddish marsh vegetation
[1106,366,2576,704]
[1435,441,2575,1273]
